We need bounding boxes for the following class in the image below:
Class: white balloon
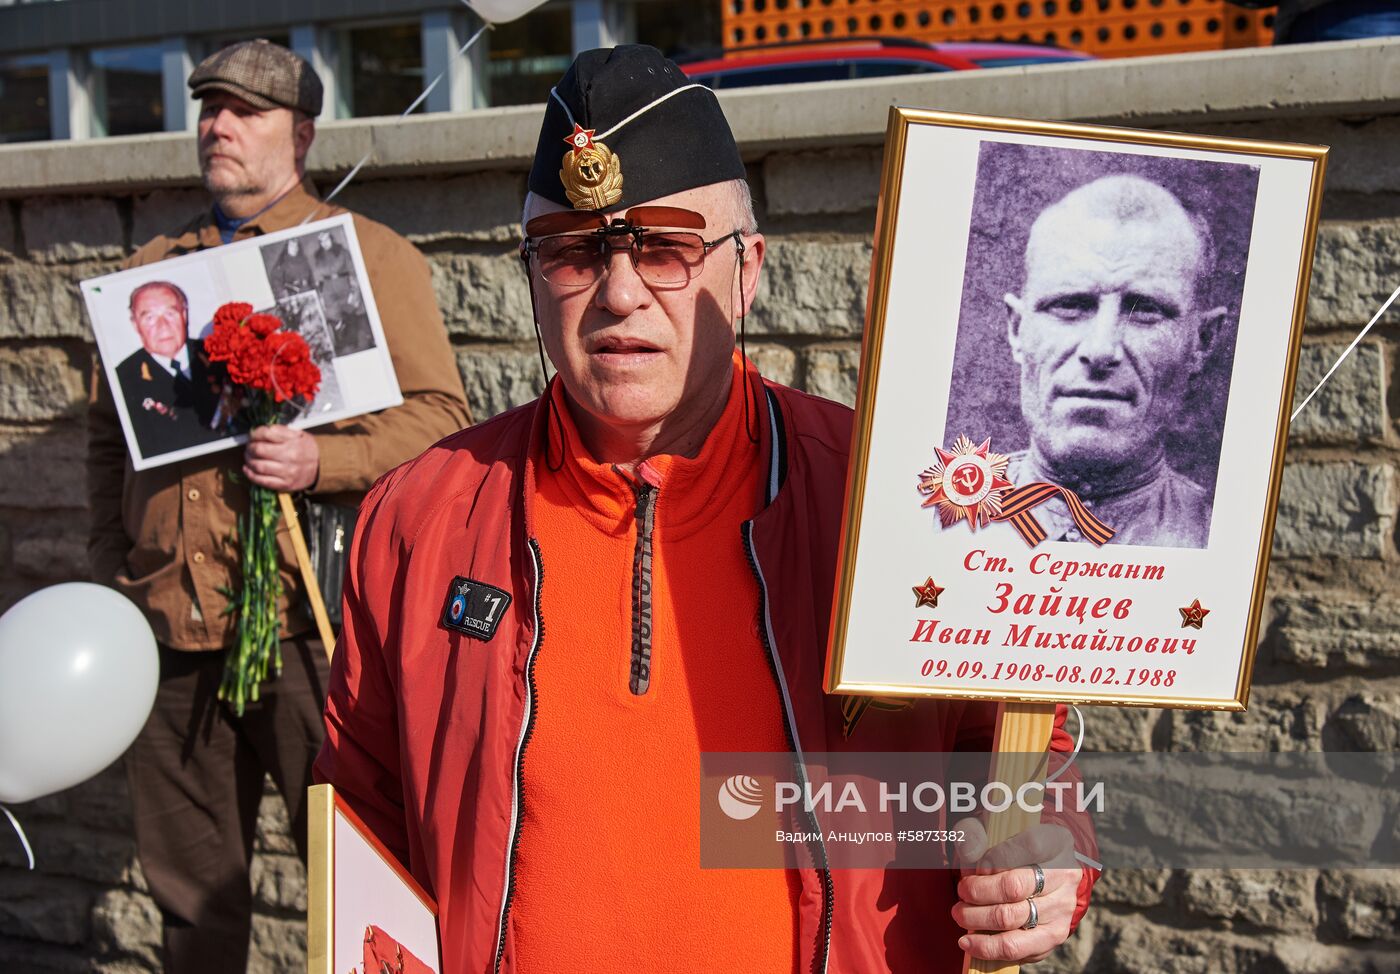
[465,0,549,24]
[0,583,158,805]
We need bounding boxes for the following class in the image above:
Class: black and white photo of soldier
[945,142,1261,549]
[258,226,375,356]
[310,227,354,282]
[262,236,315,298]
[324,278,374,356]
[266,290,346,418]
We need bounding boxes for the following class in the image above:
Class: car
[679,36,1094,88]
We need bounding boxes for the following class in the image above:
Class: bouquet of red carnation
[205,301,321,714]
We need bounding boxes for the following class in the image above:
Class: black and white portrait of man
[946,142,1261,549]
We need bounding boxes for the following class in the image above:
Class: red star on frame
[562,123,598,150]
[912,577,945,609]
[1179,599,1210,630]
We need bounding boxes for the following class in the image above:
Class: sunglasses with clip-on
[521,205,743,289]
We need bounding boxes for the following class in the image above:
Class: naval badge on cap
[560,124,623,210]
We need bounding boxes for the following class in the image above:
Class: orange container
[721,0,1274,59]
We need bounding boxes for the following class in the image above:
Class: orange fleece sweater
[512,356,800,972]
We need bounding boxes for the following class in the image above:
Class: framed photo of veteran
[81,214,402,471]
[825,108,1327,711]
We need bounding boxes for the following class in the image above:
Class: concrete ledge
[0,37,1395,197]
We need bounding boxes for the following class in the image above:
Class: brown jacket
[87,179,471,650]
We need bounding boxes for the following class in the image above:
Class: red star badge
[1179,599,1210,630]
[912,577,945,609]
[563,123,598,151]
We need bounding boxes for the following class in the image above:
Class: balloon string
[2,805,35,871]
[1291,280,1400,422]
[309,14,494,221]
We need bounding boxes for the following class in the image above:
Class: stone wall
[1,38,1398,973]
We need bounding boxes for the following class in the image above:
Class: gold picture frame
[824,107,1327,711]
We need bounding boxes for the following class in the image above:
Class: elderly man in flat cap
[86,38,469,973]
[316,45,1095,972]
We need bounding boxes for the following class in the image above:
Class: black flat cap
[188,39,323,117]
[528,45,745,212]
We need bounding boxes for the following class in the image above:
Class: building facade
[0,0,719,144]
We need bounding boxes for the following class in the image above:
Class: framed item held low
[824,108,1327,711]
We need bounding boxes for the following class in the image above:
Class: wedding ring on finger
[1029,862,1045,898]
[1022,896,1039,930]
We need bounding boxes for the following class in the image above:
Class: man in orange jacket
[316,44,1095,972]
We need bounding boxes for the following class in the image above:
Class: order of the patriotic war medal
[560,124,623,210]
[441,576,512,641]
[917,434,1116,548]
[917,435,1013,531]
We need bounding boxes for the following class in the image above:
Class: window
[486,5,572,107]
[89,44,164,137]
[0,54,51,144]
[201,33,292,59]
[339,22,424,118]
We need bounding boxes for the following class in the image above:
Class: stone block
[336,172,524,243]
[1319,870,1400,942]
[1306,220,1400,329]
[1287,341,1385,444]
[1090,867,1170,907]
[456,345,543,423]
[751,239,871,338]
[0,424,88,510]
[1083,913,1252,974]
[129,188,207,247]
[11,527,87,581]
[0,346,87,422]
[254,785,297,857]
[1165,692,1324,751]
[1323,693,1400,751]
[89,888,159,968]
[251,853,307,913]
[0,872,91,945]
[0,823,136,886]
[0,202,17,257]
[799,343,862,406]
[1272,595,1400,669]
[764,149,882,217]
[250,913,307,973]
[748,343,797,387]
[1272,463,1394,559]
[1080,704,1161,751]
[0,936,93,974]
[20,197,124,263]
[0,261,111,341]
[430,252,533,341]
[1181,869,1318,930]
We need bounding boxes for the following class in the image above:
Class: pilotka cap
[188,39,324,116]
[528,45,745,212]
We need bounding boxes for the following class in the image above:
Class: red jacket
[315,377,1095,974]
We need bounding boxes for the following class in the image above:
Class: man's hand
[951,817,1082,964]
[244,425,319,492]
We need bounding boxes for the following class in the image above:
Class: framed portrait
[307,784,442,974]
[81,214,402,471]
[824,108,1327,711]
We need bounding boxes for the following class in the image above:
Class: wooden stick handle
[277,491,337,662]
[963,701,1058,974]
